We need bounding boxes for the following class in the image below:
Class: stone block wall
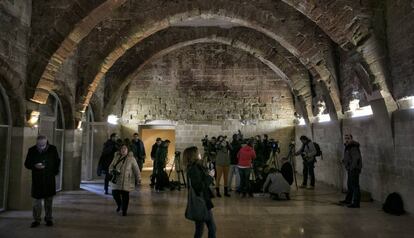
[296,108,414,213]
[122,43,295,122]
[387,0,414,99]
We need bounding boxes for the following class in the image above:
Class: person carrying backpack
[340,134,362,208]
[295,135,317,189]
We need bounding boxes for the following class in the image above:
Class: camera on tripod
[269,139,280,153]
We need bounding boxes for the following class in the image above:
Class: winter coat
[150,143,159,160]
[255,141,265,163]
[263,172,290,195]
[230,140,242,165]
[237,145,256,168]
[98,139,118,172]
[132,139,146,161]
[297,140,317,162]
[109,152,141,192]
[155,145,168,169]
[187,161,214,210]
[215,143,230,166]
[343,141,362,172]
[24,144,61,199]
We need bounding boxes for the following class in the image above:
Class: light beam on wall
[107,114,119,125]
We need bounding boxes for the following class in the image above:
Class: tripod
[286,143,298,190]
[267,150,280,171]
[168,152,186,188]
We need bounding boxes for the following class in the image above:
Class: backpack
[383,192,405,215]
[313,142,322,157]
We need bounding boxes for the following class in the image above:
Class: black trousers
[112,190,130,213]
[302,160,315,186]
[345,170,361,206]
[104,171,111,193]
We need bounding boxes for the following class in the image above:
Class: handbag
[185,178,209,222]
[109,156,126,183]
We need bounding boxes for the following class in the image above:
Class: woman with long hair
[183,146,216,238]
[109,144,141,216]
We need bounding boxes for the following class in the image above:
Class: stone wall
[387,0,414,99]
[296,108,414,213]
[122,43,295,122]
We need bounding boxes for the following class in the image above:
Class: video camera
[269,139,280,153]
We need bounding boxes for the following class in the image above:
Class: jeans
[238,168,252,194]
[194,210,216,238]
[33,197,53,222]
[302,160,315,186]
[345,170,361,206]
[227,165,240,190]
[112,190,130,213]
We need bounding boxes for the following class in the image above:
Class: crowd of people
[24,131,363,237]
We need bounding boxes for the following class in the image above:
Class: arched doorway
[81,106,111,182]
[38,92,65,191]
[0,84,11,211]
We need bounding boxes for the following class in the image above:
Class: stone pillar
[62,129,82,190]
[7,127,37,210]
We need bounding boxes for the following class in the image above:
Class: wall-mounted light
[27,110,40,127]
[107,114,119,125]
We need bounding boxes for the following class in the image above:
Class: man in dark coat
[154,140,170,191]
[132,132,146,172]
[98,133,118,194]
[150,137,162,187]
[24,135,61,228]
[340,134,363,208]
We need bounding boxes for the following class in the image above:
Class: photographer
[214,136,232,197]
[228,134,241,193]
[109,144,141,216]
[295,135,317,189]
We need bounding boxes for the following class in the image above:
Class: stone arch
[28,0,127,103]
[31,0,341,116]
[90,27,313,119]
[0,58,25,126]
[281,0,396,111]
[101,34,313,118]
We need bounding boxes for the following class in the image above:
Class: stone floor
[0,176,413,238]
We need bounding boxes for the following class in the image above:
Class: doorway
[140,126,176,171]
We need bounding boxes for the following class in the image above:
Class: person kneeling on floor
[262,168,290,200]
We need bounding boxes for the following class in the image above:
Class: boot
[215,187,222,197]
[224,187,231,197]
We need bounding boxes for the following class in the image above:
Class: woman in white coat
[109,144,141,216]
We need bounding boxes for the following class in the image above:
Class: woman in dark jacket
[183,146,216,238]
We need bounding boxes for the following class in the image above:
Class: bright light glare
[317,114,331,123]
[397,96,414,110]
[107,115,119,125]
[351,106,373,118]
